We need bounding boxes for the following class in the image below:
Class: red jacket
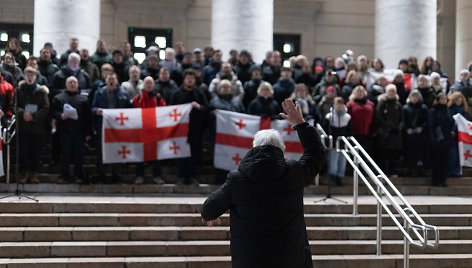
[0,75,14,117]
[346,98,375,136]
[132,91,166,108]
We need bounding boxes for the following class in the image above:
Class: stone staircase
[0,195,471,267]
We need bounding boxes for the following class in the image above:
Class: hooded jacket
[16,81,50,134]
[201,122,325,268]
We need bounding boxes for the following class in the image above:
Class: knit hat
[326,86,337,96]
[393,69,404,78]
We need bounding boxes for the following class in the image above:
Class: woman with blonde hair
[447,91,469,177]
[346,85,375,154]
[416,74,436,108]
[247,82,281,118]
[290,83,314,118]
[341,70,361,102]
[403,90,429,176]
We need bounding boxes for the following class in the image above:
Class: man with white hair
[51,52,91,98]
[450,69,472,102]
[201,99,326,268]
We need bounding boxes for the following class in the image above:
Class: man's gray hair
[253,129,286,151]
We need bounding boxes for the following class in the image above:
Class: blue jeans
[328,149,346,177]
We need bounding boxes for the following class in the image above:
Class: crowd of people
[0,36,471,186]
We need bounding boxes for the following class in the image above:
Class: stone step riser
[0,228,464,242]
[1,202,471,214]
[0,242,468,258]
[0,256,471,268]
[0,215,468,227]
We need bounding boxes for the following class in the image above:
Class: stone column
[212,0,273,64]
[33,0,100,56]
[456,0,472,79]
[375,0,437,69]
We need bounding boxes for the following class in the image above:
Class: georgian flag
[454,113,472,169]
[102,104,192,163]
[214,110,304,171]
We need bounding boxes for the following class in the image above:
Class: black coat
[233,62,253,85]
[243,78,264,108]
[402,101,429,166]
[262,64,281,85]
[38,60,59,84]
[201,122,325,268]
[154,79,180,104]
[111,61,129,84]
[51,90,92,136]
[51,67,91,97]
[170,87,208,143]
[429,104,454,150]
[247,95,281,119]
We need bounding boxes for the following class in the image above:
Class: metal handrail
[335,136,439,268]
[2,116,16,184]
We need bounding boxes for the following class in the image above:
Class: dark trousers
[136,161,161,177]
[431,148,448,185]
[19,133,41,173]
[177,139,202,180]
[60,132,84,180]
[96,133,119,181]
[378,149,399,175]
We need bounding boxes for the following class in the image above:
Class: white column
[33,0,100,56]
[456,0,472,79]
[375,0,437,69]
[212,0,273,64]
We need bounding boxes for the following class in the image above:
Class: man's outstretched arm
[201,174,233,225]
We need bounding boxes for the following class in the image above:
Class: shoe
[29,173,40,184]
[175,177,186,185]
[153,176,165,185]
[74,177,83,184]
[184,177,199,186]
[335,176,343,187]
[19,172,29,184]
[134,176,144,184]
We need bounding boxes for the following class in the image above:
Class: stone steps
[1,239,471,258]
[0,213,470,227]
[2,182,472,195]
[0,254,471,268]
[0,226,470,242]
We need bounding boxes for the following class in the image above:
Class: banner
[102,104,192,163]
[454,113,472,168]
[214,110,305,171]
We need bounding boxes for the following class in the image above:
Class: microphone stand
[0,87,38,202]
[315,107,347,204]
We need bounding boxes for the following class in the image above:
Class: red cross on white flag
[453,113,472,170]
[101,104,192,163]
[214,110,305,171]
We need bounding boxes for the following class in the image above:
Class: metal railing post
[404,217,410,268]
[376,175,383,255]
[352,147,359,215]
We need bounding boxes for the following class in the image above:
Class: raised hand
[279,98,305,125]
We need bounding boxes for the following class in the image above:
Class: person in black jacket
[233,50,253,85]
[51,53,91,99]
[428,93,454,186]
[402,90,430,176]
[247,82,281,119]
[242,65,264,109]
[38,48,59,84]
[201,98,326,268]
[110,50,129,84]
[170,69,208,185]
[155,68,179,104]
[51,76,92,184]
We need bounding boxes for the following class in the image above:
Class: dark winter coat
[51,66,91,97]
[59,49,80,67]
[261,64,281,85]
[140,67,160,80]
[91,86,131,132]
[38,59,59,84]
[273,78,296,104]
[417,87,436,108]
[201,122,325,268]
[295,72,317,90]
[233,62,253,85]
[243,78,264,108]
[208,94,245,113]
[402,101,429,166]
[154,79,180,104]
[247,95,281,119]
[341,82,360,103]
[16,81,50,134]
[170,87,209,143]
[312,79,340,103]
[376,94,404,150]
[111,61,129,84]
[393,81,409,105]
[90,50,113,69]
[368,83,385,106]
[51,90,93,136]
[80,60,101,83]
[203,60,222,85]
[429,104,454,150]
